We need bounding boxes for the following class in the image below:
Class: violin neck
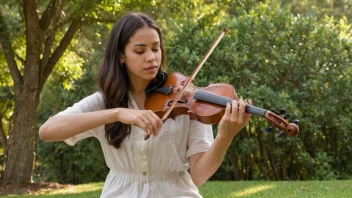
[194,90,267,117]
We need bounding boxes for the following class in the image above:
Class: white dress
[58,92,214,198]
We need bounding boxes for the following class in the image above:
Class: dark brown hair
[98,12,166,148]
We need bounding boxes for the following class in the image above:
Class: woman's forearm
[190,133,233,186]
[39,108,119,142]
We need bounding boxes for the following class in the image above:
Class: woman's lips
[144,66,157,72]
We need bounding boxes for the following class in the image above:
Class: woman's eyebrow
[133,41,160,47]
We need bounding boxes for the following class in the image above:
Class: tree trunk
[228,152,240,180]
[2,89,40,183]
[265,144,279,180]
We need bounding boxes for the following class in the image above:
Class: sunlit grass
[229,184,275,197]
[198,180,352,198]
[40,182,104,195]
[3,180,352,198]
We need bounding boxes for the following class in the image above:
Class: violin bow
[162,28,228,120]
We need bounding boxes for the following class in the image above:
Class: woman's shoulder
[93,91,105,103]
[78,91,106,110]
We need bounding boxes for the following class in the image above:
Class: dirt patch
[0,182,71,196]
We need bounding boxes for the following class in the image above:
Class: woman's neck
[129,78,150,110]
[130,89,147,110]
[130,82,148,96]
[128,73,150,96]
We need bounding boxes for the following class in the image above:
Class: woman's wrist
[216,132,233,147]
[113,108,121,123]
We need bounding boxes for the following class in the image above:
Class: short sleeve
[55,92,105,146]
[186,120,214,159]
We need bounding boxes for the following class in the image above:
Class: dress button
[143,171,147,175]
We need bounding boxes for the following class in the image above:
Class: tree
[0,0,128,184]
[0,0,216,184]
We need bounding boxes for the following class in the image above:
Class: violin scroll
[263,108,299,138]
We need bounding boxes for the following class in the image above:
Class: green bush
[167,2,352,180]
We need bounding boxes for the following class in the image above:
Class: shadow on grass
[3,182,104,198]
[5,189,101,198]
[37,189,102,198]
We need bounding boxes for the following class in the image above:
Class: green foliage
[166,2,352,180]
[275,0,352,22]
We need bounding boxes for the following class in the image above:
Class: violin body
[145,72,237,124]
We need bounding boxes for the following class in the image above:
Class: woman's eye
[152,48,159,52]
[136,51,144,54]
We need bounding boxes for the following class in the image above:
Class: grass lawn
[2,180,352,198]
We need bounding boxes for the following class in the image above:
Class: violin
[145,72,299,138]
[144,28,299,139]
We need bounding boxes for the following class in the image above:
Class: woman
[39,12,252,198]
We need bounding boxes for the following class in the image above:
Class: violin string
[193,90,267,116]
[194,90,232,107]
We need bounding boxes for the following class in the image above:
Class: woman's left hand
[217,98,252,140]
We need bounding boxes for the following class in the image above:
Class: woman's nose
[146,50,156,62]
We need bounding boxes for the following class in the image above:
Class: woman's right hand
[116,108,162,137]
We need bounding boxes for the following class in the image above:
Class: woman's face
[121,26,162,84]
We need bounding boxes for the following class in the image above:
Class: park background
[0,0,351,197]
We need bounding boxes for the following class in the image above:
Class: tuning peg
[292,119,300,125]
[279,109,286,115]
[263,126,273,134]
[271,108,280,115]
[275,131,288,139]
[283,113,290,119]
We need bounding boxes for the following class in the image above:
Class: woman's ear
[120,54,125,64]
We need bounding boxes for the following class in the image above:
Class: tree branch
[50,0,64,32]
[23,0,44,89]
[40,1,116,87]
[39,0,56,31]
[0,11,23,86]
[40,0,63,74]
[40,32,56,74]
[41,19,83,87]
[39,0,62,32]
[23,0,42,52]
